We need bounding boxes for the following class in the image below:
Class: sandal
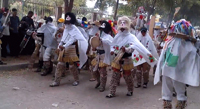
[106,94,115,98]
[126,91,133,96]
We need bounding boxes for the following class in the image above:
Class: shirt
[21,16,35,29]
[0,15,10,36]
[10,16,20,33]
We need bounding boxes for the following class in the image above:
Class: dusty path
[0,69,199,109]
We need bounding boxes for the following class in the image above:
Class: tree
[113,0,119,20]
[3,0,9,8]
[64,0,74,13]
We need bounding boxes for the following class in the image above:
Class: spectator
[0,8,3,19]
[19,11,35,55]
[20,11,35,29]
[0,7,10,58]
[0,20,6,65]
[9,8,20,57]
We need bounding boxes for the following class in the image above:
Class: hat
[58,18,65,23]
[140,27,147,32]
[91,21,101,27]
[99,21,112,34]
[65,12,76,24]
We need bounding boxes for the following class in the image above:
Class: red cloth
[139,15,143,20]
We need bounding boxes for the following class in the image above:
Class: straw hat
[58,18,65,23]
[91,21,101,27]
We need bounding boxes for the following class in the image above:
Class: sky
[86,0,127,15]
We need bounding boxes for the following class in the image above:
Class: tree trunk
[147,0,157,22]
[56,7,62,21]
[93,13,97,21]
[3,0,9,8]
[64,0,74,13]
[113,0,119,20]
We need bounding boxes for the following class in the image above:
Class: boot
[124,74,133,96]
[126,91,133,96]
[70,64,79,86]
[99,68,107,92]
[135,70,142,88]
[35,60,43,72]
[94,71,100,88]
[41,61,52,76]
[163,100,172,109]
[50,64,66,87]
[175,101,187,109]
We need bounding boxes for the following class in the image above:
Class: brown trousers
[109,69,133,95]
[54,62,79,83]
[136,62,151,85]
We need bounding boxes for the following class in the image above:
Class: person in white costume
[106,16,157,98]
[135,27,159,88]
[91,21,113,92]
[50,12,88,87]
[35,17,58,76]
[154,19,200,109]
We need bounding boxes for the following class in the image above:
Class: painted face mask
[66,15,71,21]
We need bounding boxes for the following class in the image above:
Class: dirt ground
[2,55,30,65]
[0,68,200,109]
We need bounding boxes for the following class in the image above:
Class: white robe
[154,36,200,86]
[137,32,159,60]
[59,24,88,69]
[88,25,99,36]
[77,26,89,41]
[100,32,113,65]
[37,22,57,49]
[111,30,157,67]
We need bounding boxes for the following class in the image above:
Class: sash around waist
[97,50,105,55]
[115,52,132,58]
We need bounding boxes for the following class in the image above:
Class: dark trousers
[10,32,20,56]
[1,35,10,57]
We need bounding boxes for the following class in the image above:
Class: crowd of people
[1,6,200,109]
[0,7,36,64]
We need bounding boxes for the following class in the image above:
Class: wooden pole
[113,0,119,20]
[149,16,155,39]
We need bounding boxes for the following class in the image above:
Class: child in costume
[106,16,157,98]
[91,21,113,92]
[154,19,200,109]
[135,27,159,88]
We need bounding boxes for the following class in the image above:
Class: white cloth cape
[77,26,89,41]
[101,32,113,65]
[88,25,99,36]
[137,32,159,60]
[37,22,57,49]
[111,30,157,67]
[154,37,200,86]
[61,24,88,69]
